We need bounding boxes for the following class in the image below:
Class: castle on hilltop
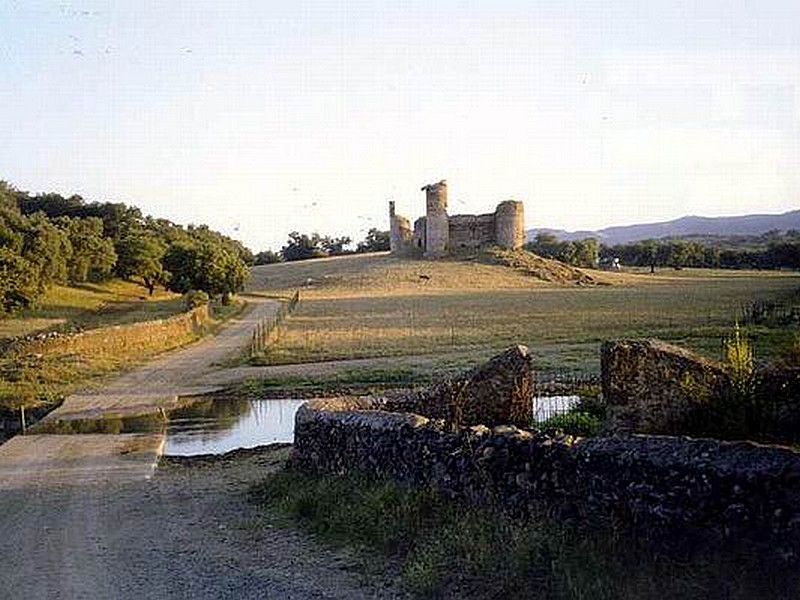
[389,180,525,258]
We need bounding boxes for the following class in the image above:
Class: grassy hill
[248,252,800,376]
[247,249,610,294]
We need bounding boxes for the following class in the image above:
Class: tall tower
[495,200,525,249]
[422,180,449,258]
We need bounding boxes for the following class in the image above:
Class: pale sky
[1,1,799,251]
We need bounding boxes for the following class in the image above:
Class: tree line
[254,228,390,264]
[0,181,251,315]
[524,233,600,268]
[600,231,800,270]
[525,230,800,271]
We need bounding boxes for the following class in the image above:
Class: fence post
[251,288,301,359]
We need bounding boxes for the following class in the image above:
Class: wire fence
[250,290,300,358]
[534,371,600,396]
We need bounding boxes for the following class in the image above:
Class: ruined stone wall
[423,181,449,259]
[447,214,496,251]
[293,397,800,559]
[495,200,525,249]
[388,181,526,257]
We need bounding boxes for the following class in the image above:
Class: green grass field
[249,253,800,375]
[0,279,184,339]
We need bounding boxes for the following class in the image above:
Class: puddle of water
[163,398,306,456]
[31,397,306,456]
[163,396,581,455]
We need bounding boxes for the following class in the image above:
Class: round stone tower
[494,200,525,250]
[389,201,412,255]
[422,180,449,259]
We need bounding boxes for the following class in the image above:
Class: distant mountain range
[527,209,800,246]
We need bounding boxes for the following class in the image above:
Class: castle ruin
[389,180,525,258]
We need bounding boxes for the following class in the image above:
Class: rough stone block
[757,367,800,441]
[601,338,731,434]
[388,345,533,428]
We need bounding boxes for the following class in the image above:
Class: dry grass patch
[247,252,599,296]
[250,255,800,373]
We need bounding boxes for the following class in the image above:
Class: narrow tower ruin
[388,200,413,255]
[422,180,449,259]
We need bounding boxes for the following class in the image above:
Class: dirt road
[0,445,401,599]
[0,294,401,599]
[45,295,280,423]
[0,296,281,489]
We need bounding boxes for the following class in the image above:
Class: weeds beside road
[253,467,798,599]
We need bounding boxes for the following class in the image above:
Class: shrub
[724,322,755,400]
[571,394,607,421]
[183,289,209,311]
[778,334,800,367]
[251,469,796,599]
[540,411,601,436]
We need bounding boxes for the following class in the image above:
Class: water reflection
[32,397,306,457]
[32,395,583,457]
[33,412,166,435]
[533,395,580,423]
[164,398,306,456]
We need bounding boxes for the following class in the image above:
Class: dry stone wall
[292,342,800,559]
[759,367,800,440]
[601,339,731,434]
[293,396,800,560]
[7,305,211,359]
[602,338,800,442]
